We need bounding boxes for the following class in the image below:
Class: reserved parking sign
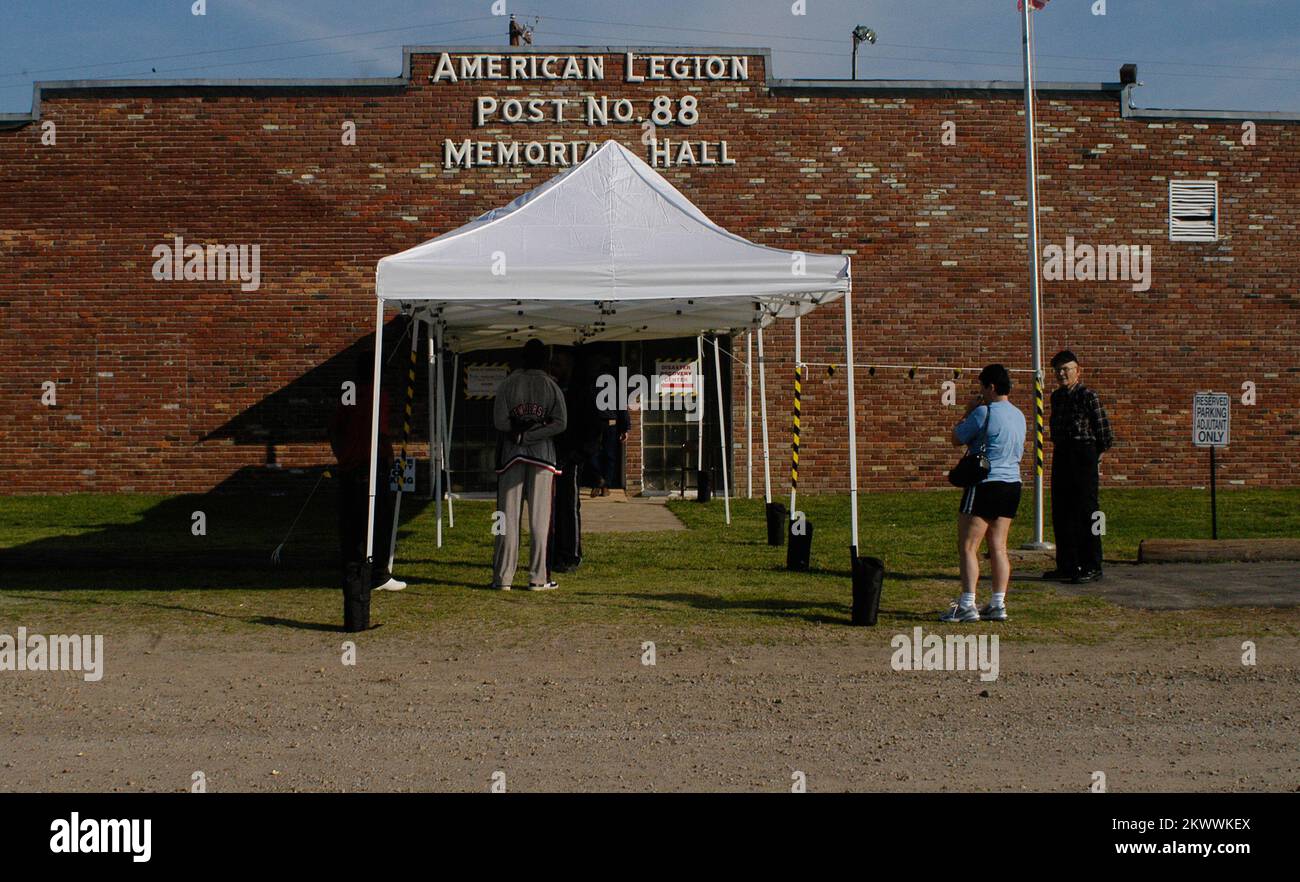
[1192,392,1231,448]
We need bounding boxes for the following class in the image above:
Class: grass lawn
[1,487,1298,644]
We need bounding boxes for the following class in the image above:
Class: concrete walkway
[579,492,686,533]
[1053,560,1300,609]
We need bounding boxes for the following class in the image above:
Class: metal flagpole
[1021,0,1052,550]
[844,266,860,554]
[746,330,753,499]
[712,334,731,525]
[364,296,385,564]
[757,326,772,503]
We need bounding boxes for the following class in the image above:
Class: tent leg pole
[757,327,772,504]
[696,334,705,490]
[388,487,402,574]
[431,320,441,502]
[388,314,420,573]
[746,331,753,500]
[364,298,385,564]
[434,321,444,549]
[844,271,860,555]
[445,350,459,528]
[712,335,731,525]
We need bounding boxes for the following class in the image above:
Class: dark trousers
[589,425,621,488]
[548,460,583,570]
[1051,441,1103,574]
[337,461,396,588]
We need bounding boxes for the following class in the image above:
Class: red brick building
[1,46,1296,496]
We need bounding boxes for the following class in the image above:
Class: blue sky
[2,0,1296,114]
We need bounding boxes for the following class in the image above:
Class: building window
[1168,180,1218,242]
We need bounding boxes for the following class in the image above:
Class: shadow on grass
[883,608,944,622]
[251,616,350,632]
[0,467,430,592]
[1,590,351,632]
[620,591,849,625]
[403,575,494,591]
[800,565,962,582]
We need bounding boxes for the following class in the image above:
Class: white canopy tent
[364,139,862,568]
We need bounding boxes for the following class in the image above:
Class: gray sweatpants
[492,461,555,587]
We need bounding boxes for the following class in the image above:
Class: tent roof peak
[375,137,849,351]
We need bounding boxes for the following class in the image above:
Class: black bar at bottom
[0,792,1284,868]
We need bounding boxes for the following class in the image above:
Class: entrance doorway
[629,336,731,495]
[445,336,731,497]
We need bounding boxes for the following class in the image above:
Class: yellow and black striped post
[386,317,421,571]
[1029,366,1050,548]
[786,358,816,571]
[1033,371,1045,481]
[399,326,418,466]
[789,362,802,511]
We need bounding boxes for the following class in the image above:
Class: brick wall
[1,49,1295,494]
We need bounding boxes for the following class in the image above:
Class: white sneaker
[526,581,558,591]
[979,603,1008,622]
[938,601,980,623]
[374,577,407,592]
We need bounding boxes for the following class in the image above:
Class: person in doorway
[1045,349,1114,584]
[588,356,629,498]
[492,339,568,590]
[940,364,1026,623]
[329,348,406,629]
[548,347,599,573]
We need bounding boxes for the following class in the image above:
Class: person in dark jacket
[587,356,629,498]
[1045,349,1115,584]
[492,339,568,590]
[547,347,600,572]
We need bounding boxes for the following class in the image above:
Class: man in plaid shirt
[1046,350,1114,583]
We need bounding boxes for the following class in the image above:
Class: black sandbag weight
[765,502,787,546]
[851,552,885,626]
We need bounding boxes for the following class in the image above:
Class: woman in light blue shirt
[940,364,1026,623]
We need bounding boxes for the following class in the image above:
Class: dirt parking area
[2,626,1296,793]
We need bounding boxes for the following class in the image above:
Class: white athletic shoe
[526,581,558,591]
[374,577,407,592]
[939,601,980,623]
[979,603,1008,622]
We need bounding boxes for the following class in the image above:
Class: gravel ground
[2,626,1296,793]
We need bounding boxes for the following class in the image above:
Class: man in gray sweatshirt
[492,339,568,589]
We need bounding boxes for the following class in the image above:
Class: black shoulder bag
[947,404,992,488]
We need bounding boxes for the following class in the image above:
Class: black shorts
[959,480,1022,520]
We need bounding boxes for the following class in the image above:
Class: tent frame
[364,139,860,572]
[363,270,863,572]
